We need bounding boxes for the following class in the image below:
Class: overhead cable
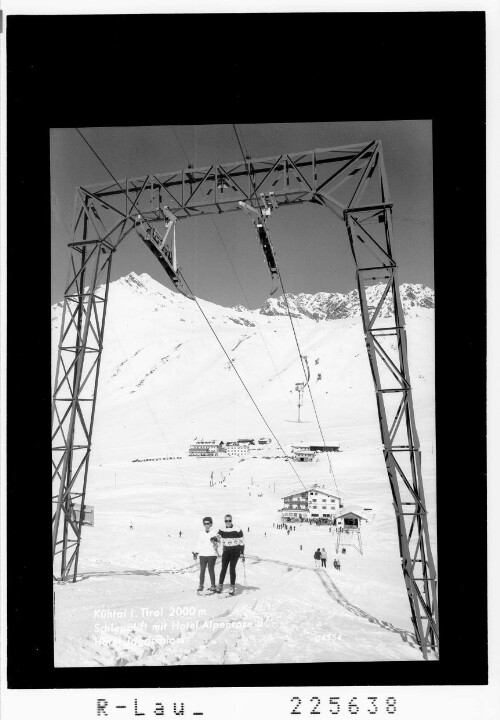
[177,270,309,492]
[277,272,340,496]
[171,126,191,166]
[76,127,308,493]
[233,125,340,496]
[210,215,296,414]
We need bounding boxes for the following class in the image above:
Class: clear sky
[51,121,433,308]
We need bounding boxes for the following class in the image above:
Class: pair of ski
[197,587,237,597]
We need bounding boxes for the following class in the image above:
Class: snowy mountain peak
[117,272,166,295]
[259,283,434,321]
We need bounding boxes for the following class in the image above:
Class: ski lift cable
[75,128,307,491]
[170,126,191,166]
[73,130,211,513]
[176,270,309,492]
[75,128,163,242]
[278,272,340,496]
[231,127,340,496]
[210,215,251,305]
[76,129,127,196]
[232,124,264,213]
[76,128,192,298]
[233,123,250,159]
[209,215,296,413]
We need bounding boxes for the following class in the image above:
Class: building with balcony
[279,484,342,521]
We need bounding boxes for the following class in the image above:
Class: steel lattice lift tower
[52,140,438,658]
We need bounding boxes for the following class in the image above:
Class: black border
[6,12,487,688]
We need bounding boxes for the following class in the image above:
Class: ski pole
[243,558,247,586]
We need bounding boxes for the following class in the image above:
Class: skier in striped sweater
[216,513,245,595]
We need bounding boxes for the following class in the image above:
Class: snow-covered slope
[51,272,435,462]
[51,272,436,666]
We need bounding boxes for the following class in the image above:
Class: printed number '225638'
[290,696,397,715]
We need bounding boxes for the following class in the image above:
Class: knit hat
[203,516,213,524]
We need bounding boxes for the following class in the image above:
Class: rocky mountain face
[258,283,434,321]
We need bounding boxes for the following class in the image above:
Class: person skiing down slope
[216,514,245,595]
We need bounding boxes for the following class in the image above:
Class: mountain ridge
[50,270,435,461]
[52,272,435,322]
[257,283,434,321]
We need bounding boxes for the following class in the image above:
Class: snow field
[52,273,436,665]
[54,449,435,666]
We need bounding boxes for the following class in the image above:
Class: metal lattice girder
[315,141,438,658]
[340,201,438,658]
[79,142,380,223]
[51,191,135,581]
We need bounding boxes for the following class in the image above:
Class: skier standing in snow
[314,548,321,568]
[193,517,218,593]
[216,514,245,595]
[320,548,328,567]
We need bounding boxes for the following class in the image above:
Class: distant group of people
[192,514,245,596]
[313,547,328,568]
[280,517,332,525]
[313,547,342,570]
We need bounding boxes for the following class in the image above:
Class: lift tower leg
[342,204,438,658]
[316,140,439,658]
[52,198,116,582]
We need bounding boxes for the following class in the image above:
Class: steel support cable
[76,129,127,197]
[175,270,308,493]
[232,124,263,211]
[278,273,340,497]
[232,124,249,164]
[169,127,300,473]
[73,130,215,515]
[76,129,173,257]
[170,126,191,166]
[209,215,295,414]
[232,126,340,497]
[75,128,306,493]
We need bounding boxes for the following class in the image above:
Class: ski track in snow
[54,451,433,668]
[55,551,423,666]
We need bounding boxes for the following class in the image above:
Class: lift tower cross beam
[52,141,438,659]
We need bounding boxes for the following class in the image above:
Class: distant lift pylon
[295,356,310,422]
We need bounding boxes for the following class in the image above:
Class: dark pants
[219,547,240,586]
[199,556,216,587]
[321,558,327,567]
